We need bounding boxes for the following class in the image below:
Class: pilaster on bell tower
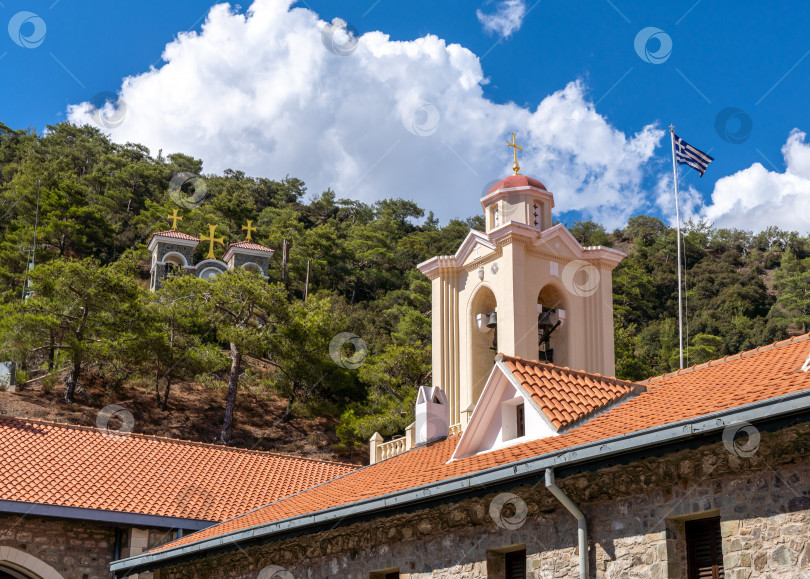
[417,133,627,428]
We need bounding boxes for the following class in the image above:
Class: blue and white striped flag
[674,134,714,176]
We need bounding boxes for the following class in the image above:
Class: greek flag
[674,134,714,176]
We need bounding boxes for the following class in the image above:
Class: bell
[486,311,498,329]
[538,310,554,331]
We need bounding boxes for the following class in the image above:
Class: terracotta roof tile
[226,241,274,253]
[0,417,356,522]
[149,230,200,242]
[500,354,639,430]
[152,334,810,552]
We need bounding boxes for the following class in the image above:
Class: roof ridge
[226,240,273,249]
[498,353,643,389]
[0,414,357,468]
[151,230,200,238]
[640,332,810,385]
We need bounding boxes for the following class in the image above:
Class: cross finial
[241,219,256,242]
[669,123,675,133]
[507,132,523,175]
[167,209,183,231]
[200,224,225,260]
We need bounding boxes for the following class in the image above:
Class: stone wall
[0,514,182,579]
[153,421,810,579]
[232,252,270,274]
[156,243,196,266]
[0,514,115,579]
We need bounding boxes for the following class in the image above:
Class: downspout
[545,468,588,579]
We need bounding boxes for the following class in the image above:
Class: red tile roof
[0,417,356,522]
[152,334,810,552]
[500,354,640,430]
[149,230,200,242]
[226,241,274,253]
[485,174,547,195]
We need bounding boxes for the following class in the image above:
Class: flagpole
[670,125,684,369]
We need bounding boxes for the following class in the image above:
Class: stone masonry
[152,421,810,579]
[0,514,175,579]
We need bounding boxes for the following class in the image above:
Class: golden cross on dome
[507,132,522,175]
[200,224,225,259]
[241,219,256,242]
[167,209,183,231]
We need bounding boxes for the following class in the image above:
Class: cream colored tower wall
[430,269,461,425]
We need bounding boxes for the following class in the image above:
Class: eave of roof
[0,500,217,530]
[112,386,810,573]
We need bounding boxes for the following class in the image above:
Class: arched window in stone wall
[242,262,263,275]
[0,546,65,579]
[163,253,185,281]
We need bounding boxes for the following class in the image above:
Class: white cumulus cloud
[67,0,662,228]
[698,130,810,233]
[476,0,527,38]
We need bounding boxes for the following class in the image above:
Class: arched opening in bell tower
[469,285,498,406]
[537,284,568,366]
[163,252,185,282]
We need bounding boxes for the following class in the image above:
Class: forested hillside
[1,122,808,458]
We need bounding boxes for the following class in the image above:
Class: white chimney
[415,385,449,445]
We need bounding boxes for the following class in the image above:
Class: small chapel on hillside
[148,213,274,291]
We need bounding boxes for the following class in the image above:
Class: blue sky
[2,0,810,231]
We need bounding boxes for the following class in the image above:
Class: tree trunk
[47,332,55,372]
[220,342,242,444]
[280,386,296,422]
[64,351,81,403]
[160,376,172,411]
[154,371,162,406]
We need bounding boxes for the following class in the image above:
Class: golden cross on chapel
[507,132,522,175]
[241,220,256,242]
[167,209,183,231]
[200,224,225,259]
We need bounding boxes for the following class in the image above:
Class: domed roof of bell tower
[482,174,547,197]
[480,173,555,233]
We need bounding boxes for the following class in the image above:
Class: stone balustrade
[369,423,463,464]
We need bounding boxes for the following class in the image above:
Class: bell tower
[417,138,626,428]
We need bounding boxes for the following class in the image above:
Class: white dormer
[450,354,644,461]
[451,361,557,460]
